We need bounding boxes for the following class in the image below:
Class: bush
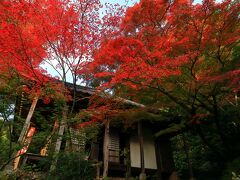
[221,157,240,180]
[49,152,96,180]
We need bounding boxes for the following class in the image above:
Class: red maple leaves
[89,0,240,94]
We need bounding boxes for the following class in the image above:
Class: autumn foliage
[0,0,48,81]
[0,0,108,102]
[0,0,239,120]
[0,0,240,178]
[86,2,240,172]
[90,0,240,96]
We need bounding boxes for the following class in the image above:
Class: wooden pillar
[18,95,38,144]
[155,140,163,179]
[157,138,177,180]
[12,95,39,170]
[125,138,131,179]
[50,105,68,172]
[103,119,110,178]
[138,122,146,180]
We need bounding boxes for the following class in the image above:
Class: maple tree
[0,0,239,178]
[0,0,101,171]
[0,0,47,84]
[89,0,240,123]
[88,0,240,170]
[0,0,129,173]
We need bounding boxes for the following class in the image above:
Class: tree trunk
[103,119,110,178]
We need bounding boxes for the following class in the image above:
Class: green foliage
[69,111,92,125]
[112,108,173,125]
[221,157,240,180]
[172,115,240,180]
[0,171,17,180]
[27,100,63,154]
[155,122,185,138]
[82,124,100,142]
[172,133,223,179]
[232,172,240,180]
[68,111,100,143]
[49,152,96,180]
[0,122,18,169]
[0,124,12,166]
[0,169,47,180]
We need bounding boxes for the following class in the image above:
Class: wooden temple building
[12,83,179,180]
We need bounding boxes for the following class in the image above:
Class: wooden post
[138,122,146,180]
[40,120,59,156]
[18,95,38,144]
[50,105,68,171]
[103,119,110,178]
[12,95,39,170]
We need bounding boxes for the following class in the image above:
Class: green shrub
[221,157,240,180]
[49,152,96,180]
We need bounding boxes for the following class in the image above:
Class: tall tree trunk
[103,119,110,178]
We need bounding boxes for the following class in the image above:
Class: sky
[100,0,204,6]
[101,0,138,6]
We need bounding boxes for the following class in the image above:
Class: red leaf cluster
[88,0,240,93]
